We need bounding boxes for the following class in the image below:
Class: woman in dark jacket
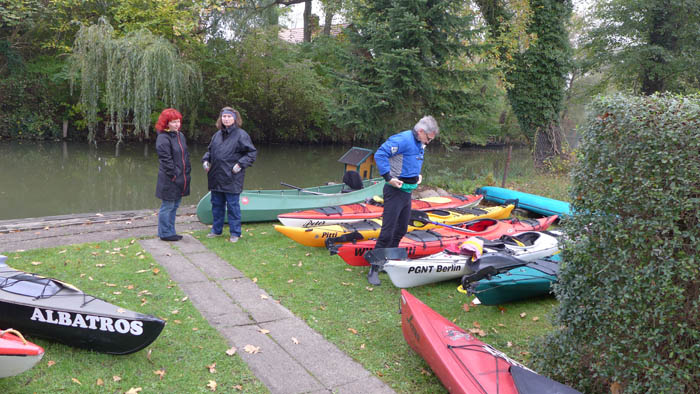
[202,107,257,243]
[155,108,191,241]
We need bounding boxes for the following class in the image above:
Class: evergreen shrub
[531,93,700,393]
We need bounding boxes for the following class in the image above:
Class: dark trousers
[375,184,412,248]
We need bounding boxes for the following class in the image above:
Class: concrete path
[0,209,396,394]
[139,235,394,394]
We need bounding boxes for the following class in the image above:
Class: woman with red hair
[154,108,191,241]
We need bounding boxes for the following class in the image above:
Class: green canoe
[196,178,386,224]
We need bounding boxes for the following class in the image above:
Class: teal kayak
[475,186,570,217]
[468,257,560,305]
[196,178,385,224]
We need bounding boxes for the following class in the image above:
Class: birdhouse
[338,147,375,179]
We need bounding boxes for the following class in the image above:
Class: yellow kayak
[274,205,515,247]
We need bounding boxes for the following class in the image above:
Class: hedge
[531,93,700,393]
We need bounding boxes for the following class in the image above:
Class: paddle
[280,182,330,195]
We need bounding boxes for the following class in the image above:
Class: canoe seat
[341,171,364,193]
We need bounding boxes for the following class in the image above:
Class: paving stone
[178,281,238,318]
[139,238,176,257]
[219,278,295,322]
[186,252,245,280]
[148,253,209,284]
[331,376,396,394]
[173,234,209,253]
[218,325,324,394]
[260,318,370,388]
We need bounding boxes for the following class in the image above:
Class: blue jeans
[158,198,181,238]
[210,191,241,237]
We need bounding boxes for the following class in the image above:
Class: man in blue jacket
[368,116,439,285]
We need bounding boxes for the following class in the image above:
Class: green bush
[531,93,700,393]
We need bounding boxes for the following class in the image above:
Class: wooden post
[62,120,68,139]
[501,144,512,188]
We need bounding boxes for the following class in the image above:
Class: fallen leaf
[139,255,145,259]
[125,388,142,394]
[171,310,179,314]
[344,268,352,271]
[47,360,56,367]
[507,341,513,347]
[421,368,432,376]
[462,304,470,312]
[473,321,481,328]
[113,291,122,295]
[225,346,237,356]
[58,249,67,254]
[305,253,311,256]
[497,323,506,327]
[153,369,165,379]
[96,378,104,386]
[244,344,260,354]
[113,375,122,382]
[292,337,299,344]
[519,312,527,318]
[360,343,365,349]
[365,286,374,291]
[287,279,294,284]
[181,296,188,302]
[146,348,153,362]
[252,277,258,283]
[341,282,352,286]
[319,305,326,311]
[71,378,82,385]
[348,328,358,334]
[126,285,134,290]
[207,363,216,373]
[31,261,42,266]
[260,294,268,300]
[152,268,160,275]
[259,328,270,334]
[610,382,622,394]
[234,384,243,390]
[105,283,117,287]
[532,316,540,322]
[207,380,217,391]
[297,261,302,267]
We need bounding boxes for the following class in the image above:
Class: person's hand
[417,174,422,185]
[388,177,403,188]
[232,163,241,174]
[203,161,210,172]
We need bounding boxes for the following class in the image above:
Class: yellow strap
[457,285,467,294]
[0,328,28,344]
[372,195,384,204]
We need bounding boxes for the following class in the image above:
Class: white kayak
[381,231,561,288]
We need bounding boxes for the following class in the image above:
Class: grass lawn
[199,222,559,393]
[0,239,267,394]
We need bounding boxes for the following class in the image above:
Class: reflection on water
[0,141,532,220]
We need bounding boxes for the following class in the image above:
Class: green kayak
[469,258,560,305]
[196,178,386,224]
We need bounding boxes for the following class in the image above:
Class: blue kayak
[475,186,571,217]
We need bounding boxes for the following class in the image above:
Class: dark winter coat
[202,125,257,194]
[155,130,191,201]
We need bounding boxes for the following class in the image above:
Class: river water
[0,141,532,220]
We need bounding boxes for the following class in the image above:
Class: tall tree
[476,0,573,168]
[334,0,495,143]
[582,0,700,95]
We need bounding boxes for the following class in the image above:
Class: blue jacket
[374,129,424,182]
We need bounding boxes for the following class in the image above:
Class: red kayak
[329,216,557,266]
[400,290,580,394]
[277,194,483,227]
[0,329,44,378]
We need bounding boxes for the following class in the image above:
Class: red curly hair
[155,108,183,132]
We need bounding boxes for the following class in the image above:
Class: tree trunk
[303,0,312,42]
[323,8,333,35]
[533,122,564,169]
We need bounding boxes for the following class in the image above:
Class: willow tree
[69,19,201,141]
